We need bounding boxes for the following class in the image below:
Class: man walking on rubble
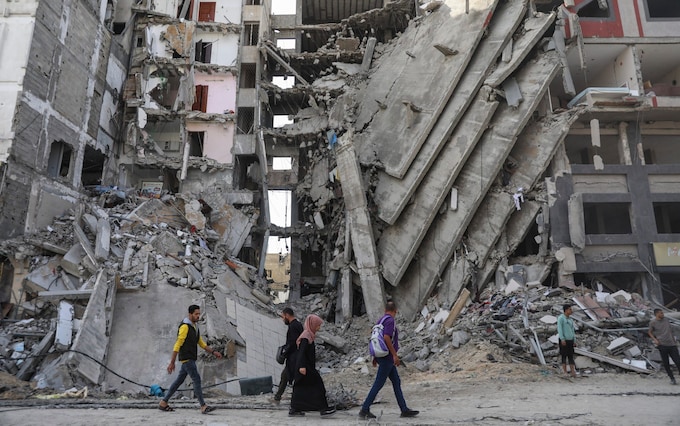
[273,307,303,403]
[359,301,419,420]
[648,308,680,385]
[159,304,222,414]
[558,304,577,378]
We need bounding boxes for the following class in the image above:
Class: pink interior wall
[194,72,236,113]
[186,121,234,164]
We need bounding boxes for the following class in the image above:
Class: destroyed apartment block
[2,0,680,397]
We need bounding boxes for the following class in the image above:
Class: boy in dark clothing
[648,309,680,385]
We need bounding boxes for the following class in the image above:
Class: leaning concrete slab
[420,107,578,313]
[336,131,385,322]
[391,54,561,318]
[373,0,528,224]
[378,96,498,286]
[355,0,499,178]
[484,11,556,87]
[66,270,115,385]
[473,200,543,294]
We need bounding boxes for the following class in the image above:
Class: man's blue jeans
[163,359,205,406]
[361,356,407,412]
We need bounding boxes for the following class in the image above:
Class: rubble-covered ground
[1,190,679,425]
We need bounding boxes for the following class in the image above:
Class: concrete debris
[0,191,266,391]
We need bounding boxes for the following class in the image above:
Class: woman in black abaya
[288,314,336,417]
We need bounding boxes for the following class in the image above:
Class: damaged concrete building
[2,0,680,395]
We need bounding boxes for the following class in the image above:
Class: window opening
[81,145,106,186]
[188,132,204,157]
[584,203,632,234]
[646,0,680,19]
[237,107,255,134]
[654,203,680,234]
[244,24,260,46]
[195,40,212,63]
[273,157,292,170]
[47,141,73,179]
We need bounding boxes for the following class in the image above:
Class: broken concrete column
[94,218,110,261]
[55,300,74,350]
[335,131,385,321]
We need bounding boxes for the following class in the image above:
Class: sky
[267,1,296,255]
[271,0,296,15]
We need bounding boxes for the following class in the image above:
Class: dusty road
[1,372,678,425]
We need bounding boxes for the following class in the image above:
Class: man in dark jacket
[158,305,222,413]
[273,307,303,403]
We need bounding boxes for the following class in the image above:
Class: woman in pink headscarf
[288,314,336,417]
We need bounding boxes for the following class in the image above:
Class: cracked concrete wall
[0,0,128,239]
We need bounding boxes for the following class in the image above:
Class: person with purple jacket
[359,301,419,420]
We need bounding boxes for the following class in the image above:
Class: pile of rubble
[0,188,678,400]
[0,189,270,390]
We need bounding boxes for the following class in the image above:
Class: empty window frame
[646,0,680,19]
[81,145,105,186]
[654,202,680,234]
[198,2,216,22]
[641,135,680,165]
[244,24,260,46]
[195,40,212,63]
[237,107,255,134]
[273,114,292,128]
[272,75,295,89]
[583,202,632,234]
[564,134,622,165]
[188,131,204,157]
[177,0,194,19]
[47,141,73,179]
[240,63,257,88]
[272,157,292,170]
[276,38,296,50]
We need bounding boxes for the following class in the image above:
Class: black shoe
[321,407,336,417]
[359,409,376,419]
[401,409,420,418]
[671,378,677,385]
[289,409,305,417]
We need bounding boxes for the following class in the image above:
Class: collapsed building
[1,0,680,395]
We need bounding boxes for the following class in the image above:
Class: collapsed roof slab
[354,0,499,178]
[474,200,543,293]
[390,54,561,318]
[484,11,556,88]
[373,0,528,224]
[378,96,498,285]
[440,110,580,305]
[464,110,581,264]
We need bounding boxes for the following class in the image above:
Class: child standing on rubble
[558,304,577,378]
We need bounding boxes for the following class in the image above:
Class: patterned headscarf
[296,314,323,347]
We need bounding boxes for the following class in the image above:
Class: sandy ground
[1,365,679,426]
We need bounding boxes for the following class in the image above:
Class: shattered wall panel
[354,0,498,178]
